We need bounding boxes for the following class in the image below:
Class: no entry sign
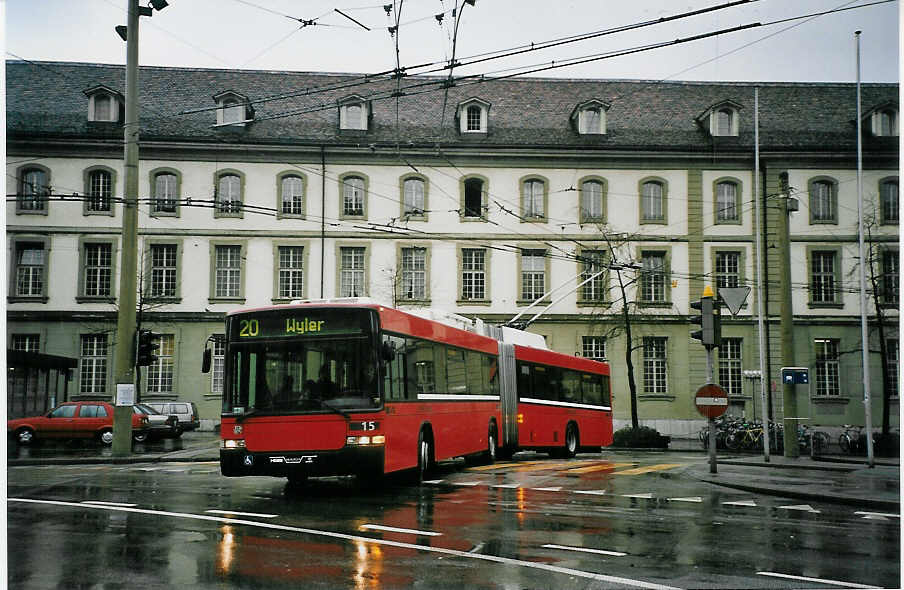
[695,383,728,418]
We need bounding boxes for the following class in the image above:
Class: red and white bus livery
[213,300,612,484]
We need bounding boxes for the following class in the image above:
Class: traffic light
[136,329,161,366]
[690,286,721,347]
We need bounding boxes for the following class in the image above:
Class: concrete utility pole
[779,179,799,458]
[111,0,142,457]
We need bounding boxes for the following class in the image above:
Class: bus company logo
[269,455,316,464]
[285,318,325,335]
[233,425,243,435]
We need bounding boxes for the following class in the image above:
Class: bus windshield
[223,309,381,415]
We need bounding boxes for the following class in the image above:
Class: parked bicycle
[838,424,876,455]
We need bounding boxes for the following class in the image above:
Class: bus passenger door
[498,342,518,449]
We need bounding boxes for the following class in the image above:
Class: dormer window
[571,100,609,135]
[213,91,253,127]
[457,98,489,134]
[698,101,741,137]
[339,96,370,131]
[867,103,899,136]
[84,86,123,122]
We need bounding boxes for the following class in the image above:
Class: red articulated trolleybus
[208,299,613,485]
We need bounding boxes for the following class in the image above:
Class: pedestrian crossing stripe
[723,500,757,507]
[564,462,635,475]
[778,504,820,513]
[466,460,549,472]
[668,497,703,503]
[613,463,685,475]
[621,493,654,499]
[514,460,598,473]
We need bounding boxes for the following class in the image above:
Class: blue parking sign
[781,367,809,385]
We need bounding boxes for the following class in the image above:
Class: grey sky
[5,0,900,82]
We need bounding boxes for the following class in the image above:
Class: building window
[79,334,108,395]
[278,246,304,299]
[222,99,243,125]
[400,247,427,300]
[211,335,225,394]
[403,177,426,218]
[875,108,898,136]
[719,338,743,396]
[340,247,366,297]
[14,243,46,298]
[520,249,546,302]
[641,180,665,222]
[340,102,368,130]
[580,250,607,302]
[466,105,482,131]
[18,168,49,213]
[579,107,602,134]
[882,250,899,305]
[643,337,668,394]
[149,244,177,299]
[580,179,605,222]
[461,248,486,301]
[814,339,840,397]
[216,173,242,216]
[887,339,899,399]
[582,336,606,361]
[715,109,733,135]
[810,250,838,304]
[86,169,112,213]
[83,243,113,298]
[146,334,174,394]
[152,172,178,214]
[809,179,837,223]
[880,179,898,224]
[640,251,667,303]
[342,176,366,217]
[521,178,545,220]
[11,334,40,352]
[714,251,741,291]
[214,245,242,298]
[716,181,740,223]
[280,175,305,216]
[463,178,485,218]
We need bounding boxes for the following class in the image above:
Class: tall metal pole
[706,347,717,474]
[753,87,770,462]
[855,30,876,467]
[111,0,141,456]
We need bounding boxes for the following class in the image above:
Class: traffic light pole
[706,346,717,474]
[111,0,141,457]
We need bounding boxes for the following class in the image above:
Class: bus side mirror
[201,348,212,374]
[380,341,395,362]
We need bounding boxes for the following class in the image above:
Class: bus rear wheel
[563,424,579,458]
[417,430,434,483]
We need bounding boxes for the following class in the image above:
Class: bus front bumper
[220,446,384,479]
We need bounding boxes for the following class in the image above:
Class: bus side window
[582,373,602,406]
[433,343,447,393]
[382,335,409,400]
[465,350,484,395]
[517,362,531,399]
[532,365,552,401]
[484,354,500,396]
[561,370,580,403]
[600,374,611,407]
[446,347,468,394]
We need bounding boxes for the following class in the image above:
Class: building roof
[6,60,899,152]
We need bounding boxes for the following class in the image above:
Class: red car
[8,401,149,446]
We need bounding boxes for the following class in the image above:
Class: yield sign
[719,286,750,316]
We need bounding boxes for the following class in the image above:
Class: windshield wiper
[318,399,350,419]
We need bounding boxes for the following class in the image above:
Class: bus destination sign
[230,310,369,340]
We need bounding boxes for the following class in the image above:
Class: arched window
[880,178,899,224]
[463,178,484,218]
[810,179,837,223]
[521,178,545,219]
[281,175,304,216]
[217,174,242,214]
[153,172,178,214]
[716,181,739,222]
[19,168,49,212]
[342,176,365,217]
[466,105,482,131]
[403,177,425,216]
[580,180,604,221]
[87,169,112,212]
[641,180,664,222]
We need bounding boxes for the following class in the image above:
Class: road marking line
[543,544,627,557]
[82,501,137,507]
[422,480,445,485]
[564,462,634,475]
[667,497,703,503]
[205,509,277,519]
[454,481,481,487]
[467,462,523,471]
[515,461,596,473]
[531,487,562,492]
[855,511,900,518]
[9,498,682,590]
[621,493,654,499]
[360,524,442,536]
[573,490,608,496]
[756,571,879,588]
[491,484,520,488]
[613,464,685,475]
[722,500,757,507]
[778,504,820,513]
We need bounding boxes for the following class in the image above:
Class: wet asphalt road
[7,443,900,589]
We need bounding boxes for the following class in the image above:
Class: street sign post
[695,383,728,473]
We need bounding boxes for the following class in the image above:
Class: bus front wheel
[563,424,579,458]
[417,430,434,483]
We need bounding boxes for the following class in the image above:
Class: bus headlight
[222,439,246,449]
[346,435,385,446]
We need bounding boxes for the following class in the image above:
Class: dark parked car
[144,401,200,431]
[8,401,149,445]
[132,404,182,440]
